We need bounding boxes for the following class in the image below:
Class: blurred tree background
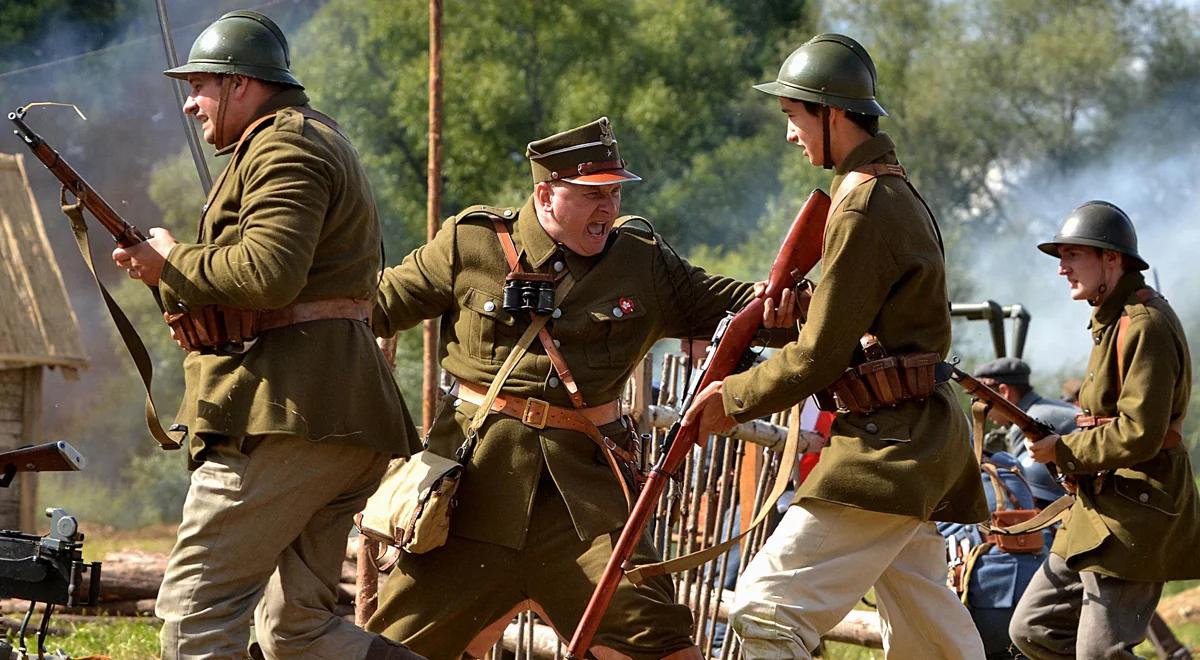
[0,0,1197,526]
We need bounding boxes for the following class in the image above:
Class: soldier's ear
[533,181,554,211]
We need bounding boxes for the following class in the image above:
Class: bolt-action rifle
[566,189,831,658]
[9,106,151,250]
[8,105,183,450]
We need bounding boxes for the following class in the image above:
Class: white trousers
[730,499,985,659]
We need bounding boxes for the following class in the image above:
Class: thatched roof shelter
[0,153,87,372]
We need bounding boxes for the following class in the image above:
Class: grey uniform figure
[973,357,1077,504]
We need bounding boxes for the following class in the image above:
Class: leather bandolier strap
[491,217,587,408]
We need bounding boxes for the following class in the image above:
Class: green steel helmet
[1037,200,1148,271]
[754,33,887,116]
[163,10,302,89]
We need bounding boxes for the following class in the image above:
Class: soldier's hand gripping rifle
[566,189,831,659]
[8,104,183,450]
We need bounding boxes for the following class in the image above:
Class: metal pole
[423,0,444,433]
[154,0,213,194]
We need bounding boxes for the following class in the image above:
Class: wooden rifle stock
[945,364,1067,485]
[9,107,147,248]
[565,188,831,658]
[946,365,1055,441]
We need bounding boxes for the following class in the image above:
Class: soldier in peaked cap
[364,117,795,658]
[684,33,989,658]
[111,9,420,659]
[973,357,1078,499]
[1009,201,1200,658]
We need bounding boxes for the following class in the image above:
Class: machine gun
[0,443,100,659]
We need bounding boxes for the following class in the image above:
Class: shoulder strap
[829,163,944,257]
[489,217,587,408]
[828,163,905,217]
[1116,288,1159,389]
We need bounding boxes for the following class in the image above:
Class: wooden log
[825,610,884,649]
[94,550,167,601]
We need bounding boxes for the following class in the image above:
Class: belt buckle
[522,397,550,429]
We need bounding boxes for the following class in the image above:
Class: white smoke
[955,116,1200,383]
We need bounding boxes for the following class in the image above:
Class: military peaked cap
[526,117,641,186]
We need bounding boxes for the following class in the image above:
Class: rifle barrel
[9,107,147,248]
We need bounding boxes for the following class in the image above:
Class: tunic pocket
[584,296,648,368]
[1112,468,1180,516]
[462,287,518,364]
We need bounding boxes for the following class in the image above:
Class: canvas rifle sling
[60,190,183,450]
[624,402,808,585]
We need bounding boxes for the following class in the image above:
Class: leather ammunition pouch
[164,298,373,353]
[815,334,940,414]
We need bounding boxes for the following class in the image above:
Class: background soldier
[111,11,420,659]
[973,356,1076,506]
[686,33,989,658]
[1011,201,1200,658]
[364,117,792,659]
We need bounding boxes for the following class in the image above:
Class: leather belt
[258,298,373,333]
[456,381,631,461]
[1074,414,1183,450]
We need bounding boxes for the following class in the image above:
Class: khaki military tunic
[373,198,756,549]
[721,133,988,524]
[158,88,417,458]
[1053,271,1200,580]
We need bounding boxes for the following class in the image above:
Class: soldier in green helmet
[685,33,989,657]
[111,10,421,659]
[1009,201,1200,658]
[363,117,795,659]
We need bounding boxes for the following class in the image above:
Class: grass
[3,617,160,659]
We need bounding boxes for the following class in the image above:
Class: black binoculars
[503,272,556,315]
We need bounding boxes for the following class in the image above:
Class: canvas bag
[357,451,463,555]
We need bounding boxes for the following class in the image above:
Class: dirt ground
[1159,585,1200,627]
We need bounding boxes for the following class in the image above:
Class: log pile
[0,548,361,618]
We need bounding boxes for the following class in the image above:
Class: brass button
[483,300,496,312]
[549,377,561,388]
[552,308,563,319]
[1139,492,1149,503]
[1066,461,1076,470]
[503,209,514,218]
[865,422,878,434]
[553,339,561,348]
[553,261,565,272]
[452,398,462,408]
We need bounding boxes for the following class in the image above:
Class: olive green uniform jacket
[373,200,755,549]
[722,133,988,524]
[159,88,417,459]
[1052,271,1200,580]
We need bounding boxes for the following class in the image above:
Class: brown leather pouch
[829,369,875,414]
[899,352,940,400]
[988,509,1044,554]
[858,357,903,406]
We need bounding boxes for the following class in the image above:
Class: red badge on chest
[618,297,635,314]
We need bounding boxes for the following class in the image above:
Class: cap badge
[599,119,615,146]
[618,297,635,314]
